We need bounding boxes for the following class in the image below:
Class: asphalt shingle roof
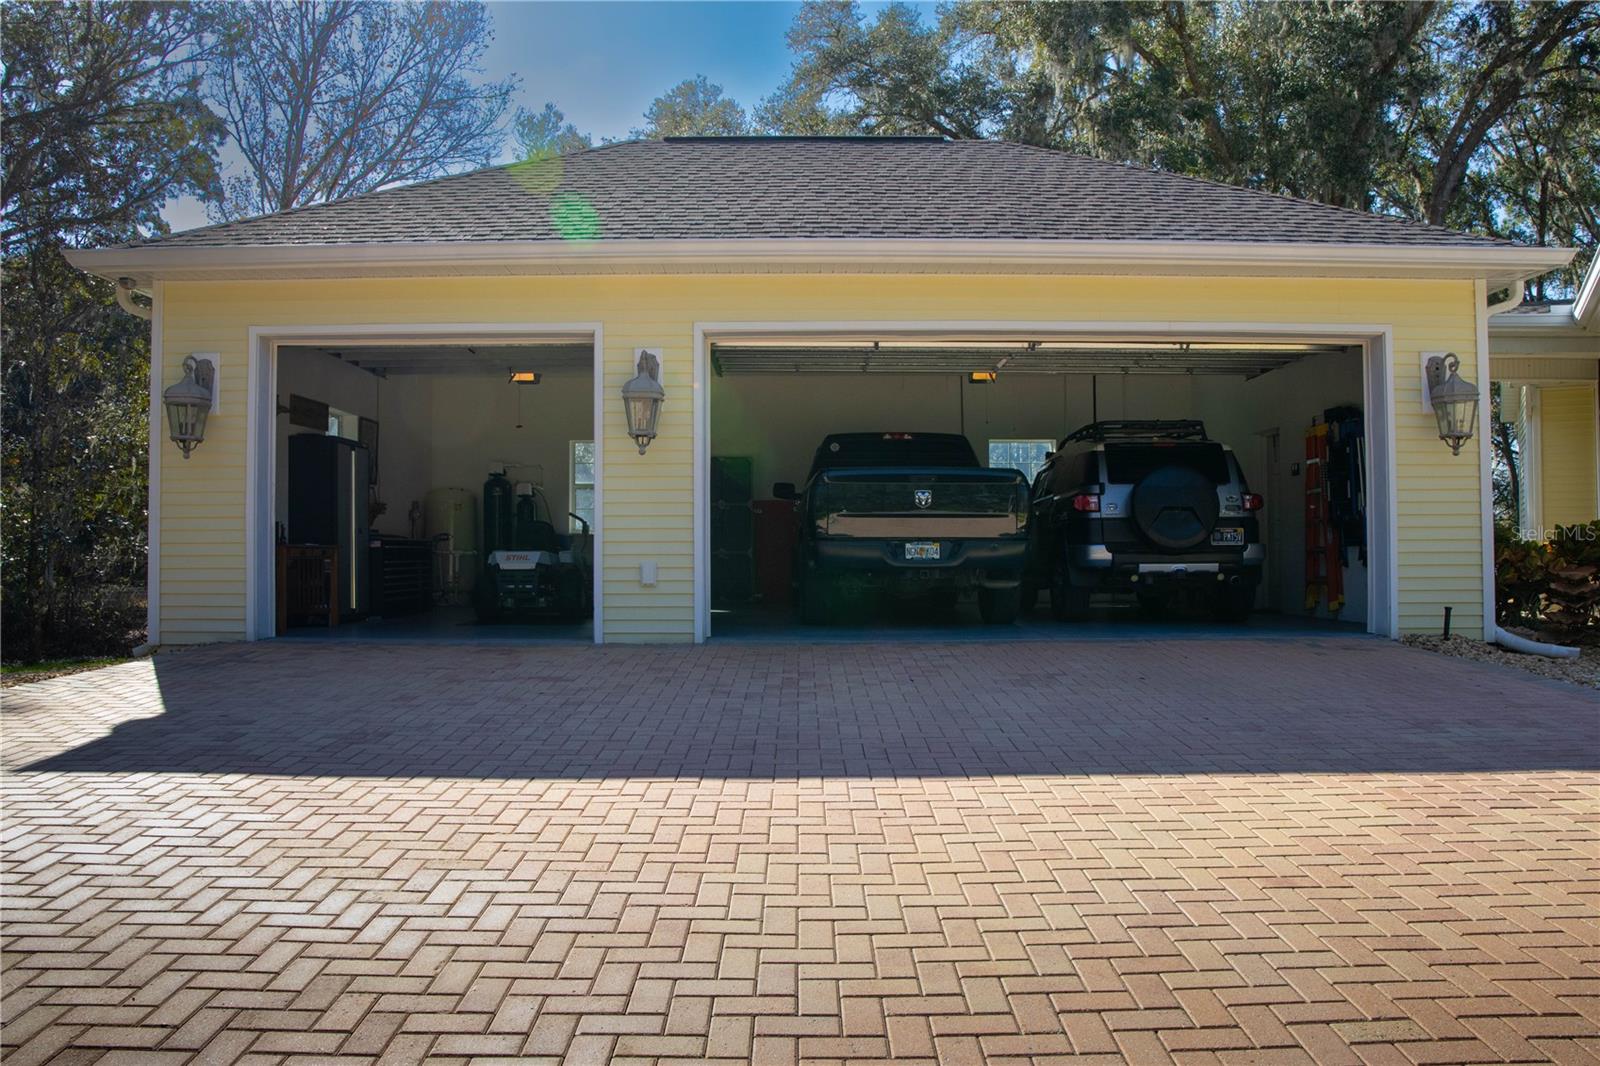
[126,137,1511,250]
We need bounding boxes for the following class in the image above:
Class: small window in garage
[988,439,1054,482]
[570,440,595,532]
[326,406,359,440]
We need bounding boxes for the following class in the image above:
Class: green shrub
[1496,521,1600,631]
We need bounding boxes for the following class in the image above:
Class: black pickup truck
[775,432,1031,624]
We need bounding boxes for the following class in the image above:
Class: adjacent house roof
[1489,256,1599,339]
[69,137,1572,285]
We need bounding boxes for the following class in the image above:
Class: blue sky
[162,0,884,231]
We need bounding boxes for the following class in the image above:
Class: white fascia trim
[1574,256,1600,329]
[67,238,1575,288]
[1474,280,1497,640]
[1488,305,1585,338]
[146,281,164,645]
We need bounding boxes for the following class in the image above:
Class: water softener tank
[513,482,537,550]
[482,471,514,557]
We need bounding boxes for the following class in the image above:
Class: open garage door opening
[270,338,597,643]
[705,331,1381,640]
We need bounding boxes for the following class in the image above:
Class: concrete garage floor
[714,603,1366,644]
[2,639,1596,1065]
[278,605,593,645]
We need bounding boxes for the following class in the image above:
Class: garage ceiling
[286,343,593,376]
[712,342,1354,378]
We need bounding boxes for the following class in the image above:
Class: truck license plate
[905,541,940,561]
[1210,527,1244,546]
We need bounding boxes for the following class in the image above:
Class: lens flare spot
[551,192,600,241]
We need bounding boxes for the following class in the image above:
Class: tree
[514,102,593,159]
[633,75,750,139]
[1397,2,1598,228]
[2,1,223,662]
[764,0,1596,292]
[2,0,222,252]
[758,2,1001,139]
[207,0,516,220]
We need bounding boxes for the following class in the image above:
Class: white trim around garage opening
[146,282,165,646]
[245,322,605,644]
[693,319,1400,644]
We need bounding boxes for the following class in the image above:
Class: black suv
[1023,420,1264,621]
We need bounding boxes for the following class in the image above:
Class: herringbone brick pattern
[2,638,1596,1064]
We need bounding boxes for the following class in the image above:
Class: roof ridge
[661,134,947,144]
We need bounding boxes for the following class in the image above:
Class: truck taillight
[1071,493,1100,512]
[1242,493,1264,511]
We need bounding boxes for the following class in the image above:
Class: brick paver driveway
[3,637,1596,1065]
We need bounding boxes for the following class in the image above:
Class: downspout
[1486,279,1525,315]
[114,276,153,320]
[1482,279,1579,658]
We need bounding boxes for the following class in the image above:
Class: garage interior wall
[710,348,1365,623]
[275,349,592,539]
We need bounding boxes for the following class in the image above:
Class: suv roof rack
[1059,420,1210,445]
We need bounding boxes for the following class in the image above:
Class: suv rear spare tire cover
[1131,465,1220,549]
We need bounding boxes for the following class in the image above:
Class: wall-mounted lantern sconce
[163,354,217,459]
[1423,352,1480,456]
[621,348,665,454]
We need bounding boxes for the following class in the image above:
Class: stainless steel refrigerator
[288,434,371,618]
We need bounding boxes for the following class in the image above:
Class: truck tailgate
[815,467,1028,537]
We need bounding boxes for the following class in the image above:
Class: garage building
[67,136,1572,645]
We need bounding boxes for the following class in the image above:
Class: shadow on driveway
[10,637,1598,779]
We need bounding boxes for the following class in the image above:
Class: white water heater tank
[424,487,478,598]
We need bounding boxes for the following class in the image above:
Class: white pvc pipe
[1486,279,1526,315]
[115,277,152,320]
[1492,625,1580,659]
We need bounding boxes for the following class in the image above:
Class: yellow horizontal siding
[158,272,1488,643]
[1540,385,1599,529]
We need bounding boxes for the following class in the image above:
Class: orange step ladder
[1304,423,1344,614]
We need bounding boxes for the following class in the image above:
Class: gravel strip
[1403,634,1600,690]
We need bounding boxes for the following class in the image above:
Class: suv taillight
[1071,493,1100,512]
[1242,493,1264,511]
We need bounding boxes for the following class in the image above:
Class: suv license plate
[1210,527,1244,546]
[905,541,940,561]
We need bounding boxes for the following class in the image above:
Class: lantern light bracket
[1420,350,1480,457]
[189,353,221,413]
[1418,350,1456,413]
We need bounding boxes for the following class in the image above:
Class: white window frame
[569,439,596,534]
[987,438,1056,483]
[326,406,359,441]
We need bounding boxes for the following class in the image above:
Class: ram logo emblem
[913,489,933,509]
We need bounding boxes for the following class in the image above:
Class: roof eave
[1488,306,1588,338]
[67,237,1574,291]
[1572,255,1599,329]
